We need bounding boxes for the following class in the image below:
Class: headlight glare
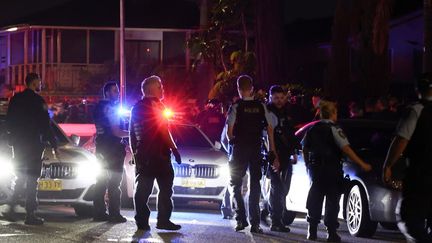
[77,160,102,178]
[0,159,14,178]
[219,164,230,178]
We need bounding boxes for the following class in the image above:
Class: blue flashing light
[118,106,131,116]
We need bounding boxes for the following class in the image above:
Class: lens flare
[163,108,174,119]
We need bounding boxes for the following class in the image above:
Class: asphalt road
[0,203,405,243]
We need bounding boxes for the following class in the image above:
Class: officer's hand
[172,148,182,164]
[361,162,372,172]
[272,158,280,172]
[291,154,298,164]
[382,166,392,185]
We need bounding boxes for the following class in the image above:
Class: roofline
[0,24,198,34]
[390,9,423,28]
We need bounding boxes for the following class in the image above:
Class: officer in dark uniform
[266,85,299,232]
[383,73,432,242]
[93,82,128,223]
[129,75,182,231]
[196,99,225,143]
[302,100,371,242]
[226,75,278,234]
[4,73,57,225]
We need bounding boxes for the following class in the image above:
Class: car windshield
[170,125,212,149]
[296,120,396,160]
[340,121,395,158]
[51,122,70,146]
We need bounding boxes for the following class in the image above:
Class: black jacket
[6,89,56,150]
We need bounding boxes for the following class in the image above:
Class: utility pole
[119,0,126,106]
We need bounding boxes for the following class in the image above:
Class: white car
[0,116,101,217]
[80,123,231,209]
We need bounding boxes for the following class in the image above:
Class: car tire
[380,222,399,231]
[346,185,377,237]
[73,205,93,218]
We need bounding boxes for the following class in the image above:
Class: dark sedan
[262,119,405,237]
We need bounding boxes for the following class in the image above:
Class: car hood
[42,144,97,164]
[176,148,228,166]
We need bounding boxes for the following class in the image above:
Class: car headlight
[0,157,14,178]
[219,164,230,178]
[77,160,102,179]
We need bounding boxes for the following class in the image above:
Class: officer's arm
[383,136,409,170]
[129,108,137,153]
[263,106,277,152]
[383,106,417,170]
[226,104,237,141]
[39,100,57,149]
[266,124,277,153]
[5,96,17,134]
[341,145,370,170]
[302,147,310,166]
[106,106,128,138]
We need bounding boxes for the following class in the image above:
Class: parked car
[0,115,101,217]
[80,123,231,211]
[261,119,405,237]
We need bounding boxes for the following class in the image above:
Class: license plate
[38,179,63,191]
[181,178,206,188]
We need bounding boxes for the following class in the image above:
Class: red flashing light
[163,108,174,119]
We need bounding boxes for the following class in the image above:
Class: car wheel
[380,222,399,230]
[346,185,377,237]
[73,205,93,218]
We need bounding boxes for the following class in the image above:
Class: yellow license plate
[181,178,206,188]
[38,179,63,191]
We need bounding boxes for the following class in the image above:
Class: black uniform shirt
[6,89,56,148]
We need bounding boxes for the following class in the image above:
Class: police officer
[196,99,225,143]
[93,82,128,223]
[4,73,57,225]
[383,73,432,242]
[129,75,181,231]
[226,75,278,234]
[302,100,371,242]
[266,85,299,232]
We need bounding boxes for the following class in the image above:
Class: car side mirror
[214,141,222,150]
[70,134,80,146]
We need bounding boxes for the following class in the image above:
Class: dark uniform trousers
[306,164,343,230]
[9,144,44,213]
[93,139,126,216]
[229,143,262,226]
[269,158,292,225]
[134,160,174,226]
[397,169,432,243]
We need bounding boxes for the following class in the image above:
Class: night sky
[0,0,423,27]
[0,0,70,26]
[0,0,337,27]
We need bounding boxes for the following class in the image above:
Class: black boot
[270,223,291,232]
[24,213,44,225]
[326,229,341,242]
[2,205,18,222]
[235,220,249,231]
[307,224,318,240]
[250,225,264,234]
[109,214,127,223]
[156,220,181,230]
